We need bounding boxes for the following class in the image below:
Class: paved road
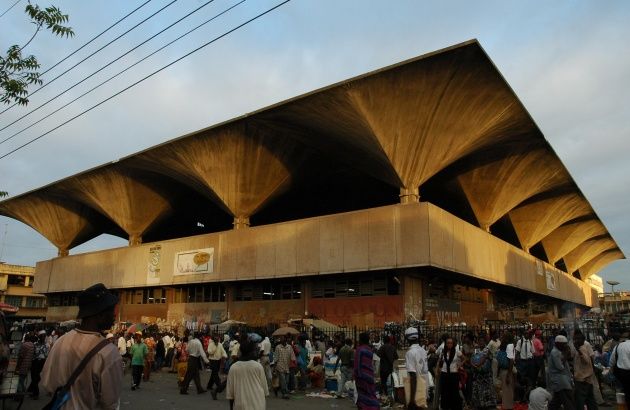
[16,368,358,410]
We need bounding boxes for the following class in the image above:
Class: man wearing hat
[405,327,428,410]
[40,283,123,409]
[28,329,49,399]
[547,334,574,410]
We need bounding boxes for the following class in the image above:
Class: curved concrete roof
[0,40,624,279]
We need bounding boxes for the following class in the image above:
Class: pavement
[16,368,359,410]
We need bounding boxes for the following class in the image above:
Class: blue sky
[0,0,628,289]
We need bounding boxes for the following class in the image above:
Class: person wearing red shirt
[532,329,545,384]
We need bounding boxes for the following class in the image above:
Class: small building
[0,263,47,320]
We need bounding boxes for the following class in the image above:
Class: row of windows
[124,288,167,305]
[311,274,400,298]
[173,285,226,303]
[5,295,47,308]
[3,274,33,287]
[48,293,78,307]
[233,281,302,301]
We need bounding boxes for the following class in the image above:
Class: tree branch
[21,23,42,51]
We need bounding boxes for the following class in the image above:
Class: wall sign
[147,245,161,284]
[174,248,214,275]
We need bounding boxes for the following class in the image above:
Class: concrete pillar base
[57,248,69,257]
[233,216,250,229]
[129,234,142,246]
[399,187,420,203]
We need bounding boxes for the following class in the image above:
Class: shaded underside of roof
[0,40,624,279]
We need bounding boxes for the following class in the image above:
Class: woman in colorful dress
[143,335,156,381]
[353,332,379,410]
[470,340,497,410]
[176,336,189,386]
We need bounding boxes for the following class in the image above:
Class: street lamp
[607,280,620,313]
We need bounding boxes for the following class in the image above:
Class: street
[15,369,359,410]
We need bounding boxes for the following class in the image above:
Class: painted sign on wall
[147,245,161,284]
[174,248,214,275]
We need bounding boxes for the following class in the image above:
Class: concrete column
[57,247,69,257]
[399,187,420,204]
[233,216,250,229]
[303,281,310,316]
[129,234,142,246]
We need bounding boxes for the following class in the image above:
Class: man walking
[28,330,49,399]
[40,283,123,409]
[334,338,355,397]
[259,333,272,389]
[405,327,428,410]
[180,332,209,395]
[573,330,598,410]
[129,332,147,390]
[207,334,227,399]
[547,335,575,410]
[377,335,398,396]
[274,335,295,399]
[611,331,630,404]
[226,338,269,410]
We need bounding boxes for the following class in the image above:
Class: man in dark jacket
[377,335,398,396]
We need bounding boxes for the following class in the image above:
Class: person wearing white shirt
[405,327,429,410]
[498,334,516,410]
[515,331,536,391]
[207,336,228,398]
[437,336,464,410]
[226,339,269,410]
[611,335,630,404]
[529,386,552,410]
[259,335,272,389]
[180,333,209,395]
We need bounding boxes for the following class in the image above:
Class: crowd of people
[8,283,630,410]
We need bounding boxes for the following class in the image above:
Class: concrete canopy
[0,40,624,279]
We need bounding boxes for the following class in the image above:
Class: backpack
[496,349,509,369]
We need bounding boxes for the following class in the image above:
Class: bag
[496,350,509,370]
[43,338,111,410]
[471,351,491,374]
[403,374,428,408]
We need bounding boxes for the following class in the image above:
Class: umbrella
[0,302,19,313]
[272,326,300,337]
[126,323,145,334]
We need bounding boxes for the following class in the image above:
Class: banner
[546,269,557,291]
[174,248,214,275]
[147,245,161,284]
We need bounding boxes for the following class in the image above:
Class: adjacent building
[0,263,47,319]
[0,40,624,327]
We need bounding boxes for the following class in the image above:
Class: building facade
[0,41,624,328]
[0,263,47,319]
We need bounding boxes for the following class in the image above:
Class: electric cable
[0,0,291,160]
[0,0,213,135]
[0,0,177,117]
[0,0,20,18]
[0,0,246,145]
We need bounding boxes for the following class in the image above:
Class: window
[25,297,45,308]
[123,288,167,304]
[311,273,400,298]
[47,293,78,307]
[4,295,22,307]
[7,275,25,286]
[234,280,301,301]
[172,285,226,304]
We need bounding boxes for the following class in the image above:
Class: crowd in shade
[7,284,630,410]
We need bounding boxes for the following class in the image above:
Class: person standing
[547,335,575,410]
[143,335,155,381]
[335,338,355,397]
[180,332,208,395]
[438,336,463,410]
[40,283,123,409]
[297,337,310,390]
[226,339,269,410]
[377,335,398,397]
[515,330,536,397]
[497,332,515,410]
[117,333,128,374]
[129,332,147,390]
[532,330,545,384]
[259,333,272,389]
[611,332,630,405]
[155,336,165,371]
[207,335,228,399]
[274,335,295,399]
[573,330,598,410]
[28,330,48,399]
[354,332,379,409]
[16,334,34,394]
[404,326,428,410]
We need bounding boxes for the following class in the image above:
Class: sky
[0,0,628,289]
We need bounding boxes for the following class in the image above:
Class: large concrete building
[0,41,624,327]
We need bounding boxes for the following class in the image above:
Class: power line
[0,0,291,161]
[0,0,177,117]
[0,0,246,145]
[0,0,215,136]
[0,0,20,19]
